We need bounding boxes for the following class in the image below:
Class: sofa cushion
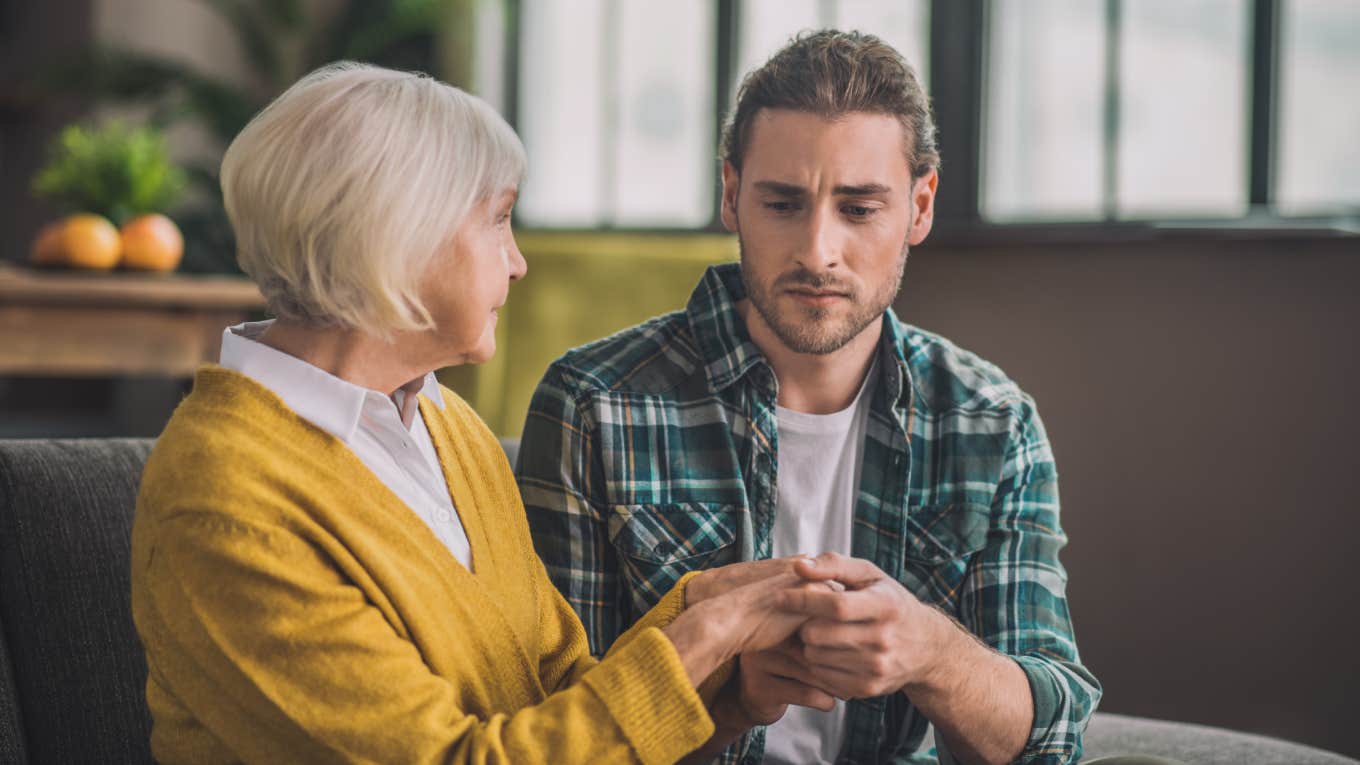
[0,439,155,765]
[1084,712,1358,764]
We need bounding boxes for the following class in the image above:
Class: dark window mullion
[1249,0,1280,210]
[712,0,739,231]
[505,0,522,132]
[929,0,986,227]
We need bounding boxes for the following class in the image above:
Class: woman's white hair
[220,61,526,334]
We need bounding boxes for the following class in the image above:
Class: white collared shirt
[219,320,472,570]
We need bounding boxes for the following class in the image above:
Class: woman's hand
[663,572,837,687]
[685,555,816,607]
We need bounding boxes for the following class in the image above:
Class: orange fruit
[119,213,184,272]
[29,221,66,266]
[60,213,122,270]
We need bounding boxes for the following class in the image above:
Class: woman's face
[423,188,525,366]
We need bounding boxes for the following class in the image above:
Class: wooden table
[0,263,265,377]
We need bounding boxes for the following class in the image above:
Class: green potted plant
[30,121,188,271]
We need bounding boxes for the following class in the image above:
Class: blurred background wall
[1,0,1357,757]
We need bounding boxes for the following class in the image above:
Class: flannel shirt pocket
[904,503,991,563]
[901,503,991,608]
[608,503,741,613]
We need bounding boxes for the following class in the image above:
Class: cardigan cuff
[582,626,713,765]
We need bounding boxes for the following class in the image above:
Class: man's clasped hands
[677,552,959,727]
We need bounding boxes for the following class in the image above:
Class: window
[516,0,930,229]
[737,0,929,97]
[510,0,1358,231]
[983,0,1251,222]
[516,0,715,227]
[983,0,1105,221]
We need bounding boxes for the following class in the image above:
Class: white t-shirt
[218,320,473,570]
[763,362,877,764]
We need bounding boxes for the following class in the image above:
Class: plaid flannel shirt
[516,263,1100,764]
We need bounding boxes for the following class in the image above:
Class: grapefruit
[119,213,184,271]
[60,214,122,270]
[29,221,65,266]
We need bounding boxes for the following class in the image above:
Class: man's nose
[796,206,843,273]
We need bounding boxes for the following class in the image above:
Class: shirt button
[653,541,675,556]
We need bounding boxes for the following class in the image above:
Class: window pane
[613,2,715,226]
[472,0,508,114]
[1277,0,1360,214]
[835,0,930,87]
[984,0,1105,221]
[517,0,607,226]
[1117,0,1249,218]
[736,0,821,95]
[736,1,930,100]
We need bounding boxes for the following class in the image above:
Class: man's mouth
[785,288,849,305]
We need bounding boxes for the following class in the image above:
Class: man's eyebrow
[752,180,807,197]
[751,180,893,196]
[833,183,892,196]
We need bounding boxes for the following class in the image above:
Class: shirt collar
[218,320,444,444]
[685,263,771,392]
[685,262,919,413]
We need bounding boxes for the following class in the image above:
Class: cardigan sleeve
[538,567,735,704]
[139,511,713,765]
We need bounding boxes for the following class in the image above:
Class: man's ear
[907,168,938,247]
[720,160,740,233]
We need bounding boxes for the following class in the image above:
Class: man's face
[721,109,937,355]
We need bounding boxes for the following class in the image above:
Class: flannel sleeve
[517,362,626,656]
[957,396,1102,765]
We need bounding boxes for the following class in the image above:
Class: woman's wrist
[662,598,739,686]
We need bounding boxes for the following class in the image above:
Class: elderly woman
[130,63,824,764]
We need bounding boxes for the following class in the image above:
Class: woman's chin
[457,339,497,366]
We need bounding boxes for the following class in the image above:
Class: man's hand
[732,641,838,725]
[777,553,952,699]
[685,555,817,607]
[677,638,836,765]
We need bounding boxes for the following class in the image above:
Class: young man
[517,31,1101,764]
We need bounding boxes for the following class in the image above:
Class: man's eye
[844,205,876,218]
[763,201,797,213]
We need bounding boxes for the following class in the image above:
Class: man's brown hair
[721,29,939,179]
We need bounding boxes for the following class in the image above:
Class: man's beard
[738,231,908,356]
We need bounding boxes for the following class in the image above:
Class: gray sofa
[0,438,1353,764]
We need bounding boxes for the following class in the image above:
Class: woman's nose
[507,237,527,281]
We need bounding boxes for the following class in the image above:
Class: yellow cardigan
[131,367,713,764]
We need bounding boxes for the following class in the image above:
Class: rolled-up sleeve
[958,396,1102,764]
